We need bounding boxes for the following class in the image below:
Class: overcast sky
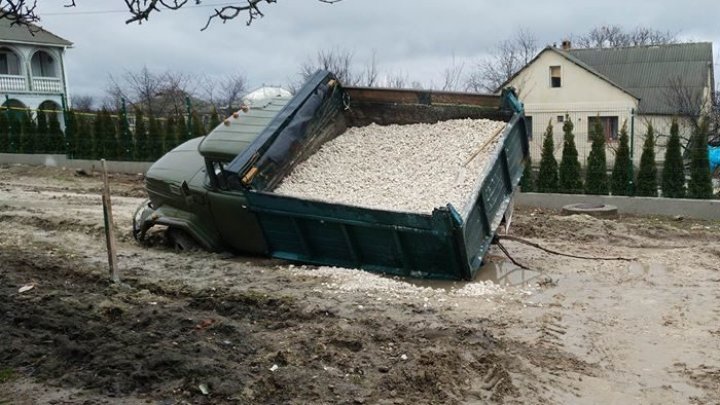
[33,0,720,102]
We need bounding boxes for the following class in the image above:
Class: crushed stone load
[274,118,507,214]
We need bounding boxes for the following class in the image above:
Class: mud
[1,163,719,404]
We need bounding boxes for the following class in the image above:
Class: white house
[502,41,715,166]
[0,19,72,117]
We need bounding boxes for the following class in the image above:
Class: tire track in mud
[0,244,541,404]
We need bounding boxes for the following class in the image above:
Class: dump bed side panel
[459,113,528,275]
[344,87,510,126]
[245,192,467,279]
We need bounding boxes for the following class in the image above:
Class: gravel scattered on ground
[274,119,507,214]
[287,265,517,301]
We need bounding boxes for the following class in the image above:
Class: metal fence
[524,105,698,169]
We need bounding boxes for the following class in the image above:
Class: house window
[550,66,561,88]
[588,116,619,141]
[0,48,20,75]
[524,116,532,140]
[557,115,564,123]
[31,51,57,77]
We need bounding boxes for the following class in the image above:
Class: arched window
[2,99,27,109]
[39,100,61,112]
[31,51,57,77]
[0,47,21,75]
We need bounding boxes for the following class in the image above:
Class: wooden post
[101,159,120,283]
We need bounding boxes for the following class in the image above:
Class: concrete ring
[561,203,618,219]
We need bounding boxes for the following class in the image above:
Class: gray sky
[34,0,720,101]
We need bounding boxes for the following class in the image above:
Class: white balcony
[0,74,27,92]
[32,77,63,93]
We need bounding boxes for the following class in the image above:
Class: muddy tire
[166,228,200,252]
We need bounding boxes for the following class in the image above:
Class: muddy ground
[0,164,719,404]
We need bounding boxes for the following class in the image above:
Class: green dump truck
[134,70,529,280]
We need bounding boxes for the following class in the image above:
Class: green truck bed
[225,71,528,280]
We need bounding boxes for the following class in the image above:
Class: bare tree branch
[360,50,379,87]
[0,0,39,25]
[571,25,677,48]
[440,55,464,91]
[299,47,360,86]
[1,0,341,29]
[465,29,538,93]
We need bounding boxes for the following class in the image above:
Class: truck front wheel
[166,228,200,252]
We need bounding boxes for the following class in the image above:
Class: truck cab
[134,91,292,254]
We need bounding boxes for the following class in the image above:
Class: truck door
[206,161,268,255]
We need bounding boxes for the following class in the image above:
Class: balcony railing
[32,77,63,93]
[0,74,63,94]
[0,74,27,92]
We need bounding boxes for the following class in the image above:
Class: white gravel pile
[288,265,441,300]
[274,118,507,214]
[286,265,513,301]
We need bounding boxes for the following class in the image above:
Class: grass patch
[0,368,15,383]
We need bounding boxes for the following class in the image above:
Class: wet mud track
[1,164,719,404]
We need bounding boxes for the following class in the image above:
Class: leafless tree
[107,66,164,115]
[200,73,248,115]
[440,55,465,91]
[360,50,379,87]
[70,94,95,112]
[465,29,538,93]
[656,75,717,154]
[572,25,677,48]
[664,76,705,120]
[0,0,342,30]
[383,72,409,89]
[300,47,360,86]
[106,67,199,116]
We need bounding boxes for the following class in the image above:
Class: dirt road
[1,164,719,404]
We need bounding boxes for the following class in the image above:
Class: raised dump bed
[223,71,528,280]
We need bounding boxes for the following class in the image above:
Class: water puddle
[627,263,669,277]
[406,261,543,291]
[475,261,543,287]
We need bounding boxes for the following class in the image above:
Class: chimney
[561,40,572,51]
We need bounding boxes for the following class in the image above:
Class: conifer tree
[661,118,685,198]
[558,115,583,193]
[191,111,205,138]
[147,113,162,160]
[585,116,609,194]
[0,109,8,152]
[119,107,133,160]
[520,156,535,192]
[537,120,559,192]
[76,115,93,159]
[93,109,106,159]
[610,120,632,195]
[35,109,48,153]
[47,111,64,154]
[7,113,20,153]
[636,123,658,197]
[175,115,188,145]
[64,110,77,158]
[163,116,176,153]
[209,107,221,132]
[134,108,148,161]
[687,118,713,199]
[105,113,120,160]
[19,110,35,154]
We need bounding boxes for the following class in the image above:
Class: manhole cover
[561,203,618,218]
